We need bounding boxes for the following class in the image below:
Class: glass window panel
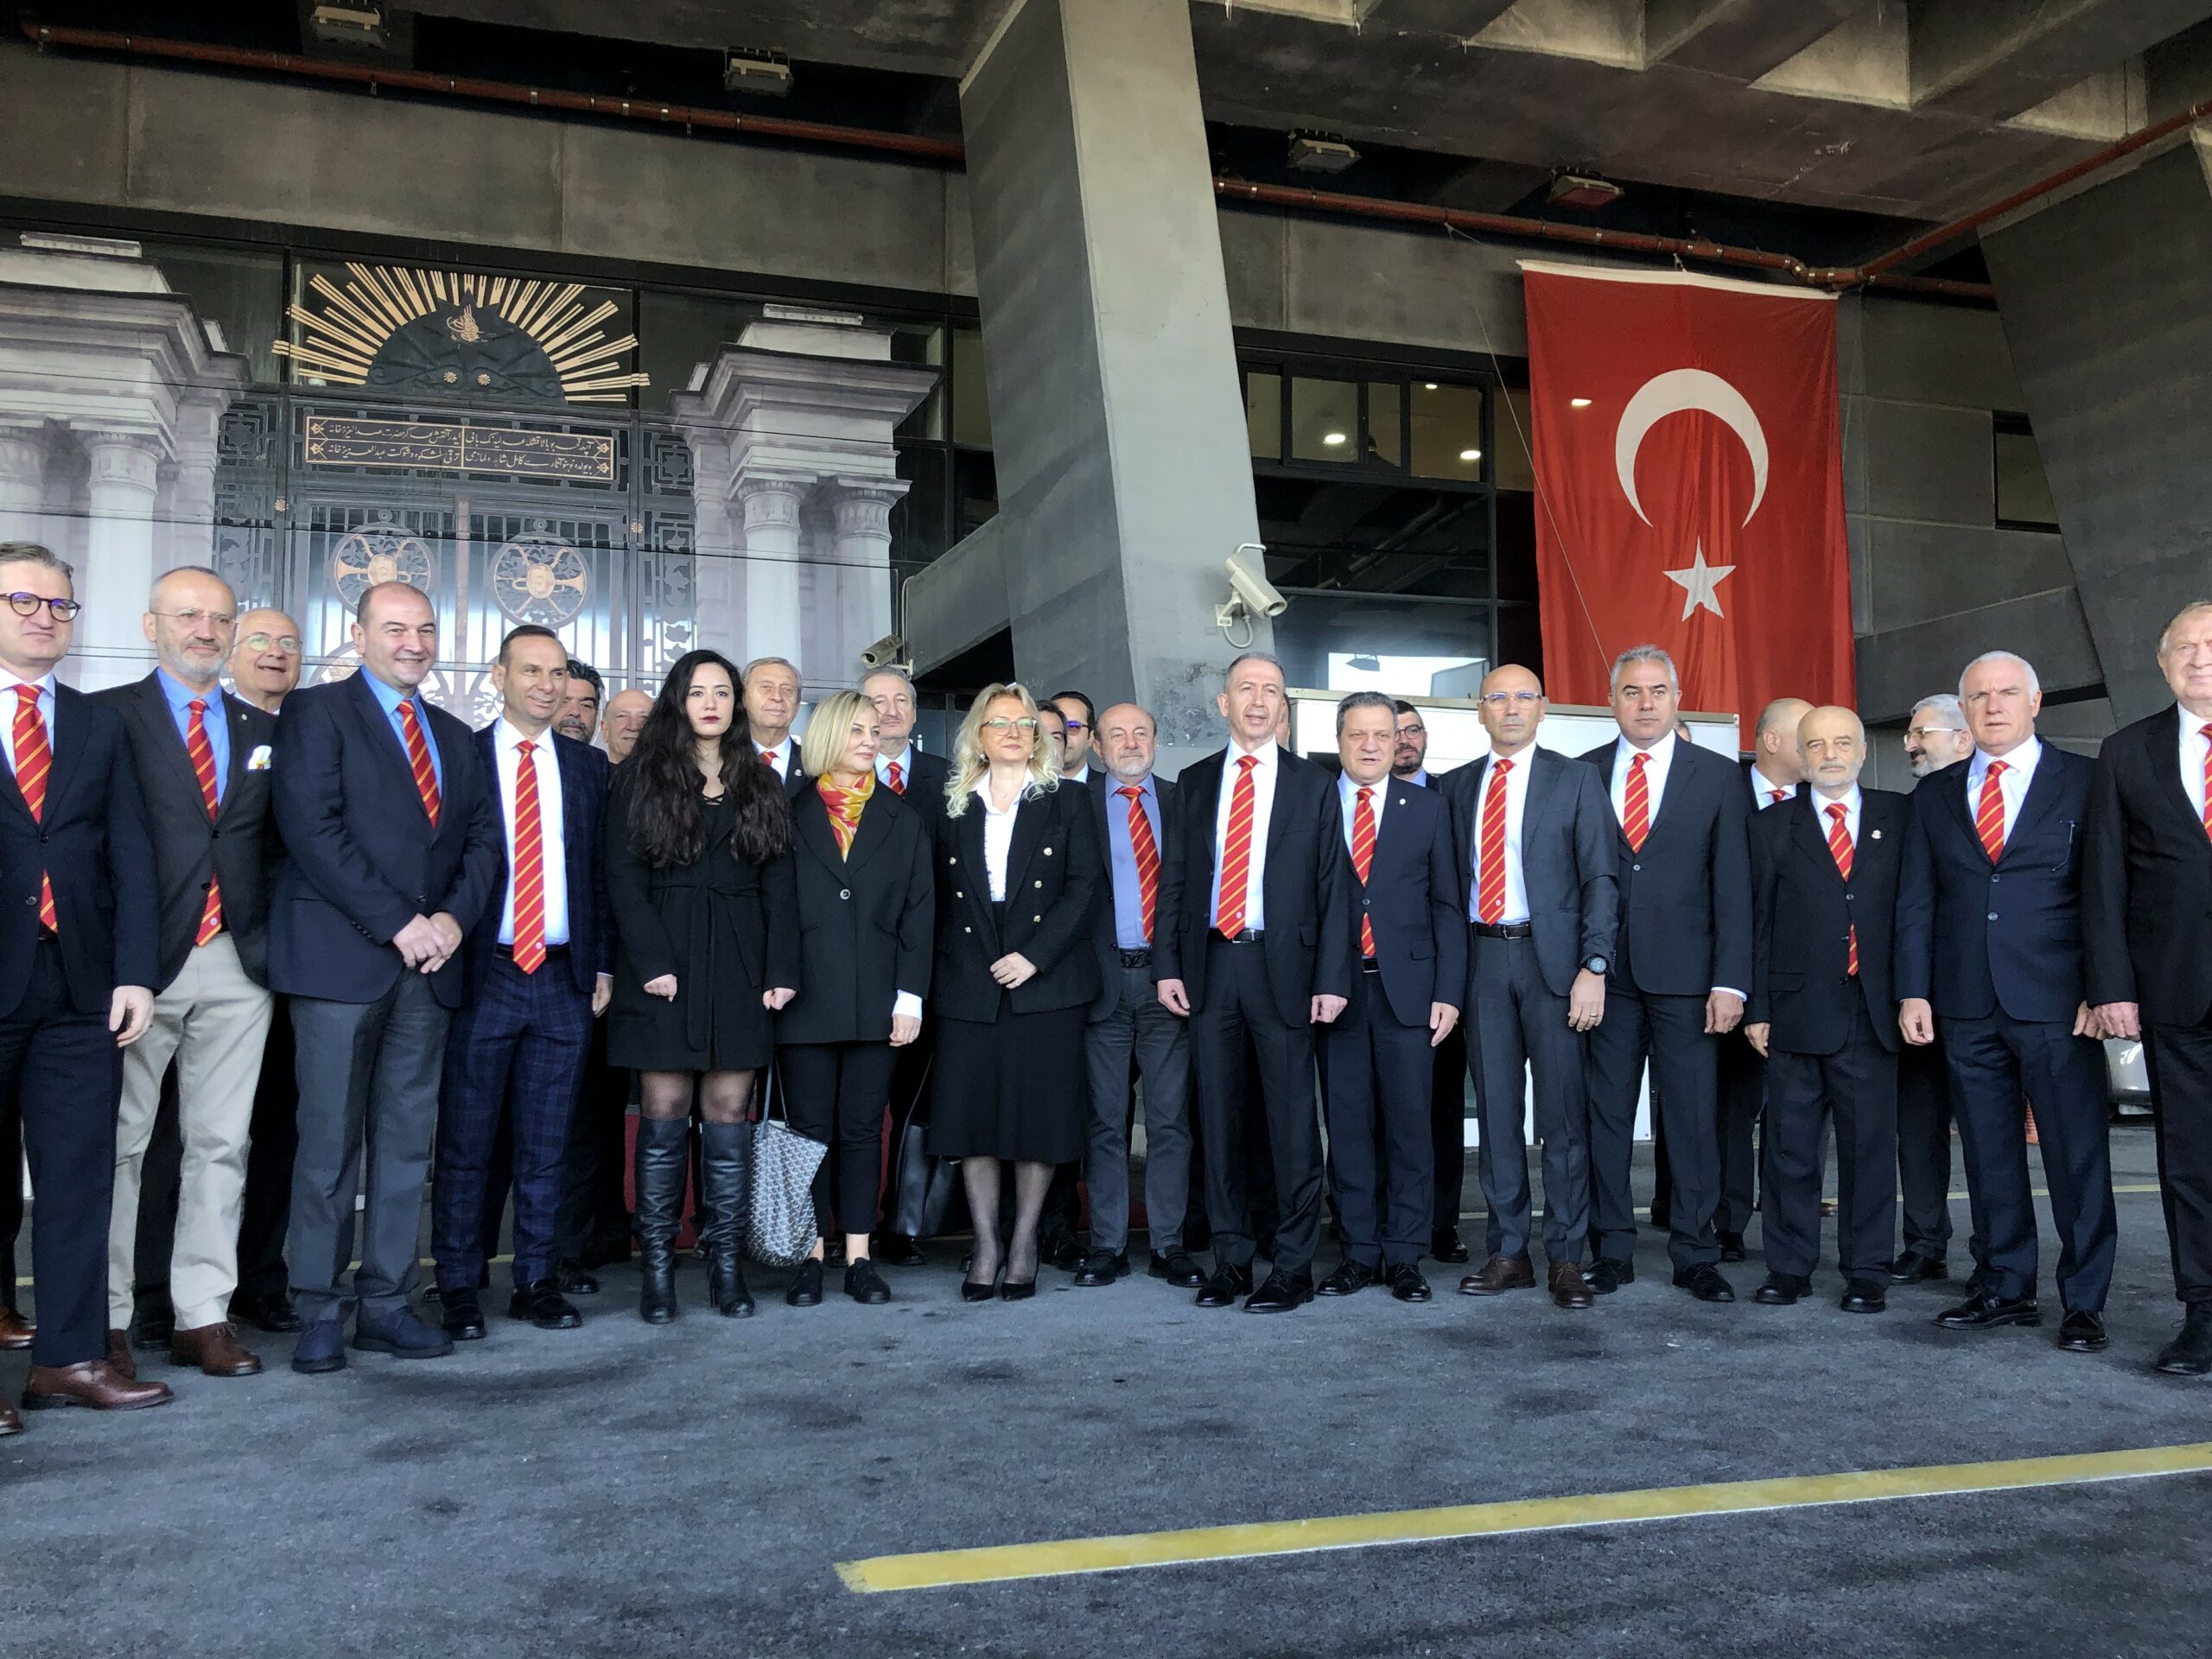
[1495,490,1536,602]
[954,447,998,537]
[1252,477,1491,598]
[1995,429,2058,529]
[1496,602,1543,681]
[139,239,286,386]
[1245,369,1282,461]
[636,291,752,412]
[1274,594,1491,701]
[951,327,993,449]
[892,442,949,566]
[893,324,946,442]
[1410,382,1485,480]
[1364,380,1402,470]
[1290,376,1358,463]
[1493,387,1535,493]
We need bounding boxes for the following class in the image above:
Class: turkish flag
[1522,262,1853,731]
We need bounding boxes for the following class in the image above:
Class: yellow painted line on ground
[836,1441,2212,1594]
[14,1253,514,1290]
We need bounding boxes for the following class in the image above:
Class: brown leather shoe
[105,1328,137,1382]
[22,1360,173,1412]
[171,1322,263,1377]
[1548,1261,1596,1309]
[0,1306,32,1351]
[0,1392,18,1435]
[1458,1254,1537,1296]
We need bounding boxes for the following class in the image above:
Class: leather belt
[495,942,570,962]
[1217,928,1264,945]
[1471,921,1534,939]
[1118,947,1153,969]
[1361,958,1381,974]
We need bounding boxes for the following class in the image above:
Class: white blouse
[974,781,1020,901]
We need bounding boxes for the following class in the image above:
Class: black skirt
[926,904,1085,1162]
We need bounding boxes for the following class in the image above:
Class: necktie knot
[1494,757,1512,776]
[1827,802,1847,823]
[517,740,534,756]
[1985,759,2006,778]
[1238,754,1258,773]
[1356,785,1372,803]
[13,683,36,709]
[761,750,776,766]
[1770,788,1788,804]
[1117,785,1141,802]
[1630,751,1649,772]
[2200,723,2212,742]
[188,697,207,716]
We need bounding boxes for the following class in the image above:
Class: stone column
[687,432,738,667]
[0,424,48,543]
[826,480,906,677]
[162,391,226,575]
[79,430,162,691]
[735,474,809,674]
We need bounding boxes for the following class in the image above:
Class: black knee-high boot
[699,1122,756,1318]
[635,1116,689,1324]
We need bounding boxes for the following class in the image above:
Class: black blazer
[1087,771,1174,1020]
[932,779,1101,1020]
[0,683,158,1014]
[1441,746,1619,999]
[1749,789,1906,1055]
[1578,737,1752,997]
[95,674,279,991]
[1896,743,2093,1025]
[885,746,951,826]
[1154,746,1355,1025]
[2085,706,2212,1026]
[457,725,613,1002]
[267,672,503,1009]
[1341,777,1465,1027]
[779,779,933,1046]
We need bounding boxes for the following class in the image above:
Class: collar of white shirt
[1224,737,1279,772]
[1971,734,2041,786]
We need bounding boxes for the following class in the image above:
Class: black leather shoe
[1388,1264,1432,1303]
[2155,1307,2212,1376]
[845,1260,893,1305]
[440,1289,488,1341]
[353,1306,454,1359]
[1042,1235,1083,1273]
[1717,1231,1748,1264]
[877,1233,928,1267]
[1000,1276,1038,1302]
[1148,1251,1206,1288]
[785,1260,824,1308]
[1587,1258,1636,1296]
[1673,1264,1736,1303]
[1889,1249,1949,1285]
[230,1288,302,1334]
[1430,1228,1471,1264]
[2057,1309,2108,1353]
[1195,1262,1255,1308]
[554,1259,600,1296]
[1754,1272,1808,1306]
[131,1310,175,1351]
[1840,1278,1889,1314]
[1073,1250,1130,1287]
[1244,1270,1315,1313]
[1318,1260,1376,1297]
[509,1281,582,1330]
[1935,1289,2041,1329]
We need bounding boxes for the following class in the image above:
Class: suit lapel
[2150,706,2204,842]
[1264,751,1296,858]
[1005,787,1051,898]
[2002,748,2064,859]
[1793,795,1848,889]
[43,684,86,817]
[957,799,1001,954]
[345,671,428,822]
[218,696,257,821]
[843,785,893,875]
[794,785,844,879]
[1188,753,1224,883]
[129,676,207,807]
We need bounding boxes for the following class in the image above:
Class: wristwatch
[1583,956,1610,976]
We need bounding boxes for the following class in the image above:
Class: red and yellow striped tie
[1974,760,2007,863]
[1119,785,1159,944]
[1351,785,1378,958]
[1477,757,1512,924]
[186,697,225,944]
[397,696,442,828]
[509,740,546,974]
[1216,754,1260,939]
[1826,801,1858,976]
[1622,750,1651,852]
[887,759,905,795]
[12,684,54,932]
[2200,725,2211,845]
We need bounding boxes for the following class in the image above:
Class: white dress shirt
[2178,709,2210,821]
[1336,770,1390,855]
[1210,739,1280,931]
[1470,750,1535,925]
[1966,735,2043,842]
[974,781,1020,902]
[1608,729,1679,826]
[1750,766,1796,809]
[759,734,796,781]
[874,741,919,791]
[1809,785,1863,851]
[494,719,569,947]
[0,671,55,779]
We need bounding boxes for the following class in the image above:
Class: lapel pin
[1871,830,1882,840]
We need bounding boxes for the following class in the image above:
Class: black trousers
[1896,1033,1955,1258]
[1587,980,1719,1270]
[0,1076,17,1312]
[1942,1012,2115,1312]
[2143,1014,2212,1306]
[1651,1034,1759,1235]
[1430,1024,1467,1238]
[3,938,124,1366]
[1318,967,1433,1268]
[1761,1002,1897,1281]
[234,1007,298,1302]
[1468,932,1590,1262]
[1190,936,1323,1276]
[556,1018,632,1262]
[780,1040,899,1238]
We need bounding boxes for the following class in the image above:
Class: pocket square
[247,744,273,771]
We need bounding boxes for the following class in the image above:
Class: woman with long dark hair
[606,649,798,1323]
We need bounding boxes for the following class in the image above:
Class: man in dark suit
[270,579,501,1375]
[97,567,280,1381]
[744,656,809,797]
[0,543,166,1427]
[1580,645,1751,1302]
[431,626,613,1340]
[1315,693,1462,1303]
[1443,665,1617,1308]
[2087,601,2212,1374]
[1745,706,1904,1313]
[1155,652,1353,1313]
[1897,650,2115,1353]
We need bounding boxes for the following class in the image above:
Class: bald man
[1745,707,1906,1312]
[601,688,652,766]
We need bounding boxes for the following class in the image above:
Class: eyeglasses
[3,593,80,621]
[1060,719,1089,733]
[982,716,1039,733]
[239,632,302,654]
[1904,725,1964,741]
[150,607,236,630]
[1478,691,1543,707]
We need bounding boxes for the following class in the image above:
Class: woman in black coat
[606,649,798,1324]
[776,690,933,1308]
[929,683,1101,1301]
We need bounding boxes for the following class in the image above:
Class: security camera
[858,633,907,671]
[1224,544,1287,620]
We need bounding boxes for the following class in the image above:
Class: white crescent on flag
[1614,368,1770,527]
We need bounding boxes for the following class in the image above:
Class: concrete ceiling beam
[1645,0,1874,81]
[1909,0,2212,122]
[1352,0,1522,36]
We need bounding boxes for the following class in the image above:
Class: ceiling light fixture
[1459,448,1481,461]
[1422,382,1438,391]
[1288,130,1360,175]
[1570,397,1592,409]
[724,48,794,97]
[1322,431,1347,446]
[1548,172,1623,211]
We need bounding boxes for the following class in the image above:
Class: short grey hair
[1333,690,1397,735]
[1910,693,1967,730]
[1610,645,1678,693]
[1223,650,1286,690]
[742,655,800,684]
[859,665,916,699]
[1958,651,2040,701]
[2157,600,2212,657]
[0,541,74,594]
[149,564,232,607]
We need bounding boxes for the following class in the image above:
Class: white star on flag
[1664,542,1736,620]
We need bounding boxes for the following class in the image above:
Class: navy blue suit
[435,728,612,1293]
[1897,742,2115,1311]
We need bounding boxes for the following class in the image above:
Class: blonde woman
[930,683,1102,1300]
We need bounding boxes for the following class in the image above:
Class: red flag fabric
[1522,263,1853,730]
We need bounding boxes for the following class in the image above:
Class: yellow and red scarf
[817,770,875,859]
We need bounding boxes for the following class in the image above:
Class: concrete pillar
[735,475,807,674]
[827,480,905,674]
[0,424,48,543]
[79,430,161,691]
[162,391,226,574]
[689,433,739,671]
[936,0,1263,747]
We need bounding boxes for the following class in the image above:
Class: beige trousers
[109,933,275,1330]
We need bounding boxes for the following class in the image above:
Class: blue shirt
[0,671,54,779]
[1103,774,1162,950]
[363,671,444,795]
[156,669,229,806]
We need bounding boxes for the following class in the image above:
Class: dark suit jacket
[1153,746,1355,1026]
[779,779,933,1045]
[268,672,502,1008]
[2084,706,2212,1027]
[0,683,158,1014]
[1087,771,1175,1020]
[1578,736,1752,997]
[1441,746,1618,999]
[456,725,613,1002]
[932,780,1101,1020]
[1341,778,1465,1027]
[1750,789,1906,1055]
[95,674,279,991]
[1896,744,2092,1025]
[885,746,950,827]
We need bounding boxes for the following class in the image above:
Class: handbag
[743,1089,827,1268]
[886,1052,960,1240]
